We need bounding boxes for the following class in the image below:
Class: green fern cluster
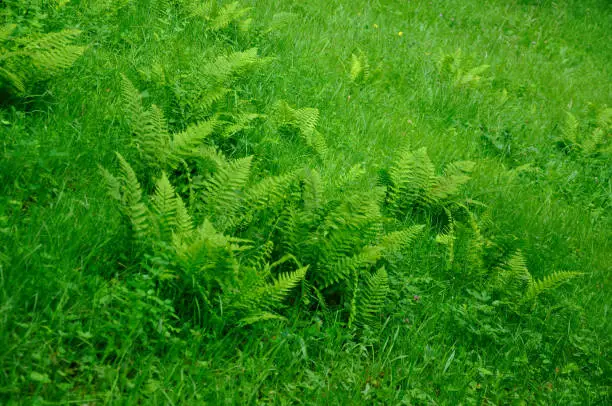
[436,212,581,309]
[386,146,475,216]
[437,49,490,88]
[121,74,263,174]
[0,24,85,93]
[272,100,328,156]
[273,170,425,328]
[349,51,370,84]
[103,153,307,326]
[558,108,611,155]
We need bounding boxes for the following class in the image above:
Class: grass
[1,0,610,404]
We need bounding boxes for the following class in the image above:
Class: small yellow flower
[373,24,379,29]
[398,31,403,36]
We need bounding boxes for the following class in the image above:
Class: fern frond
[202,48,259,84]
[140,104,170,165]
[151,172,178,243]
[174,193,194,237]
[294,107,320,137]
[30,44,86,74]
[238,312,286,326]
[0,66,25,92]
[491,250,533,295]
[208,2,251,31]
[266,12,298,33]
[244,240,274,271]
[523,271,582,303]
[99,165,122,202]
[321,246,382,288]
[349,52,369,83]
[116,153,150,241]
[169,118,217,165]
[436,210,456,270]
[301,168,323,212]
[244,171,297,211]
[561,112,580,147]
[221,113,265,139]
[388,146,437,211]
[465,211,485,272]
[253,266,308,308]
[357,267,389,327]
[202,155,253,229]
[0,24,17,42]
[378,225,425,256]
[456,64,489,87]
[184,0,214,19]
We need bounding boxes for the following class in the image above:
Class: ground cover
[1,0,610,404]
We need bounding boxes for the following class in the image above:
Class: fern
[349,51,370,83]
[523,271,582,304]
[387,146,474,215]
[207,1,251,32]
[273,100,327,156]
[0,25,85,93]
[151,172,178,243]
[490,250,533,296]
[558,108,610,155]
[356,267,389,328]
[201,155,253,230]
[168,119,218,166]
[115,153,150,242]
[437,49,490,87]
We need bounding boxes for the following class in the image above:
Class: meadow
[0,0,610,404]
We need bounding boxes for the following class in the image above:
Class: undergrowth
[1,0,609,404]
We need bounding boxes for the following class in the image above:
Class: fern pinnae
[202,155,253,229]
[378,224,425,256]
[522,271,582,304]
[207,2,251,32]
[357,266,389,328]
[169,119,217,164]
[151,172,178,243]
[115,153,150,241]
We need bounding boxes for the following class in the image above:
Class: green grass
[1,0,610,404]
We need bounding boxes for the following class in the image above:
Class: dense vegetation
[1,0,610,404]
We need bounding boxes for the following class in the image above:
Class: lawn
[1,0,610,404]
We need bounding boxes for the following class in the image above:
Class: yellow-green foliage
[103,156,307,325]
[273,100,328,156]
[559,108,611,155]
[387,146,475,215]
[0,24,85,93]
[349,51,370,84]
[437,49,490,88]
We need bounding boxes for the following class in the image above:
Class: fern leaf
[388,146,437,211]
[0,66,25,92]
[99,165,122,202]
[169,119,217,165]
[0,24,17,42]
[321,246,382,288]
[202,155,253,229]
[202,48,259,84]
[208,2,251,31]
[238,312,286,326]
[378,225,425,255]
[562,112,580,147]
[244,171,297,211]
[255,266,308,307]
[491,250,533,295]
[523,271,581,303]
[116,153,150,241]
[357,267,389,327]
[151,172,178,243]
[174,193,194,237]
